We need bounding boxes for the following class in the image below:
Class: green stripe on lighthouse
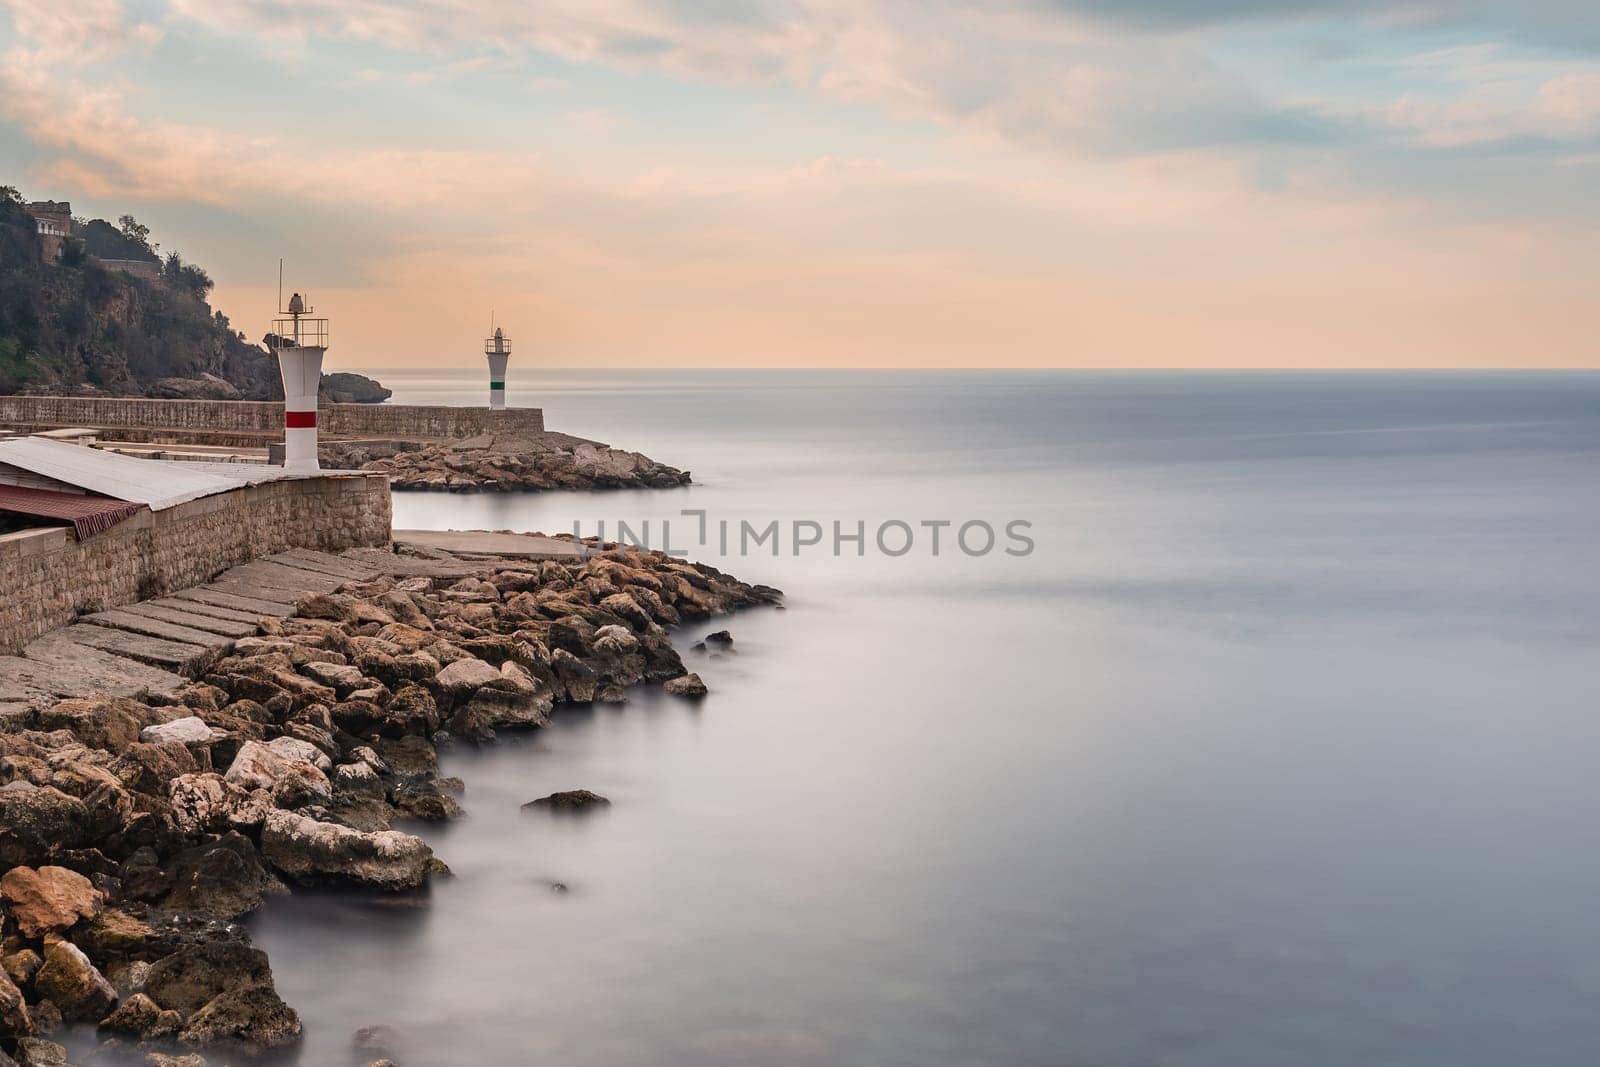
[490,381,505,390]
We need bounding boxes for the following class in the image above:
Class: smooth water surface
[250,370,1600,1066]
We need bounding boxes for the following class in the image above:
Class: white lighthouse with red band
[269,292,328,473]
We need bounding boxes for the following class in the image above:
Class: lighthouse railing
[269,318,330,349]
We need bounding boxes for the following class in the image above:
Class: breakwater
[0,396,545,440]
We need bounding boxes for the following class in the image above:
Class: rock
[333,761,385,799]
[99,992,181,1040]
[592,624,640,653]
[432,657,501,701]
[663,673,708,698]
[705,630,733,645]
[34,697,152,752]
[0,865,104,938]
[13,1039,68,1066]
[177,985,302,1052]
[148,373,242,401]
[141,940,301,1054]
[168,774,269,835]
[140,717,215,746]
[260,810,435,890]
[352,1023,399,1055]
[145,1054,207,1067]
[3,948,42,986]
[25,999,61,1036]
[142,940,264,1016]
[223,740,331,805]
[77,908,159,963]
[521,790,611,812]
[262,736,333,773]
[600,592,652,630]
[320,371,392,404]
[298,661,364,693]
[0,967,33,1038]
[160,835,288,920]
[33,940,117,1022]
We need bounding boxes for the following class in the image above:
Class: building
[0,436,390,654]
[25,201,71,262]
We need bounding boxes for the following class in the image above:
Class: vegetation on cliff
[0,186,387,403]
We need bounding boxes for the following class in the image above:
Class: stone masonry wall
[0,473,390,655]
[0,396,545,439]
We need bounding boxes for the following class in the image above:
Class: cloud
[0,0,163,61]
[1037,0,1600,50]
[150,0,1358,158]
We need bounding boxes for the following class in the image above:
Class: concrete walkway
[392,529,581,559]
[0,548,385,716]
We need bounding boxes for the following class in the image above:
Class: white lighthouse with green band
[485,326,511,410]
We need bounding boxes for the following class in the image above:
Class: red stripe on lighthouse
[285,411,317,428]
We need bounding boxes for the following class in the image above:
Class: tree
[117,214,156,254]
[0,186,21,206]
[163,250,213,300]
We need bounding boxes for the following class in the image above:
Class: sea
[239,370,1599,1065]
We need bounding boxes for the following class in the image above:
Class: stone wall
[0,396,545,440]
[0,473,390,655]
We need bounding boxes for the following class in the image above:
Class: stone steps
[170,588,298,618]
[58,624,215,671]
[0,547,388,709]
[83,608,238,648]
[148,597,267,627]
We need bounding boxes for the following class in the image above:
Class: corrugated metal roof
[0,437,332,511]
[0,484,148,538]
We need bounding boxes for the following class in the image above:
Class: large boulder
[0,865,103,938]
[160,835,288,920]
[298,661,365,694]
[663,673,708,698]
[13,1038,68,1065]
[33,940,117,1022]
[522,790,610,812]
[168,774,269,836]
[259,810,435,891]
[431,657,501,703]
[223,741,331,807]
[0,967,32,1037]
[34,697,152,752]
[97,991,181,1040]
[142,939,301,1054]
[178,985,303,1052]
[320,371,392,404]
[208,660,334,711]
[140,717,216,746]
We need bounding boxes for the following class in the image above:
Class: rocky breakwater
[0,544,779,1064]
[321,431,691,492]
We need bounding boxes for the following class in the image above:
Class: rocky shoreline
[0,541,779,1065]
[321,432,691,493]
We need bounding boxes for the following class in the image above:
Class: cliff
[0,187,386,403]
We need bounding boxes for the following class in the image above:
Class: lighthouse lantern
[484,325,512,410]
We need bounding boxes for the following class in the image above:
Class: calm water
[248,370,1600,1066]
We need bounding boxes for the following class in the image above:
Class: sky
[0,0,1596,369]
